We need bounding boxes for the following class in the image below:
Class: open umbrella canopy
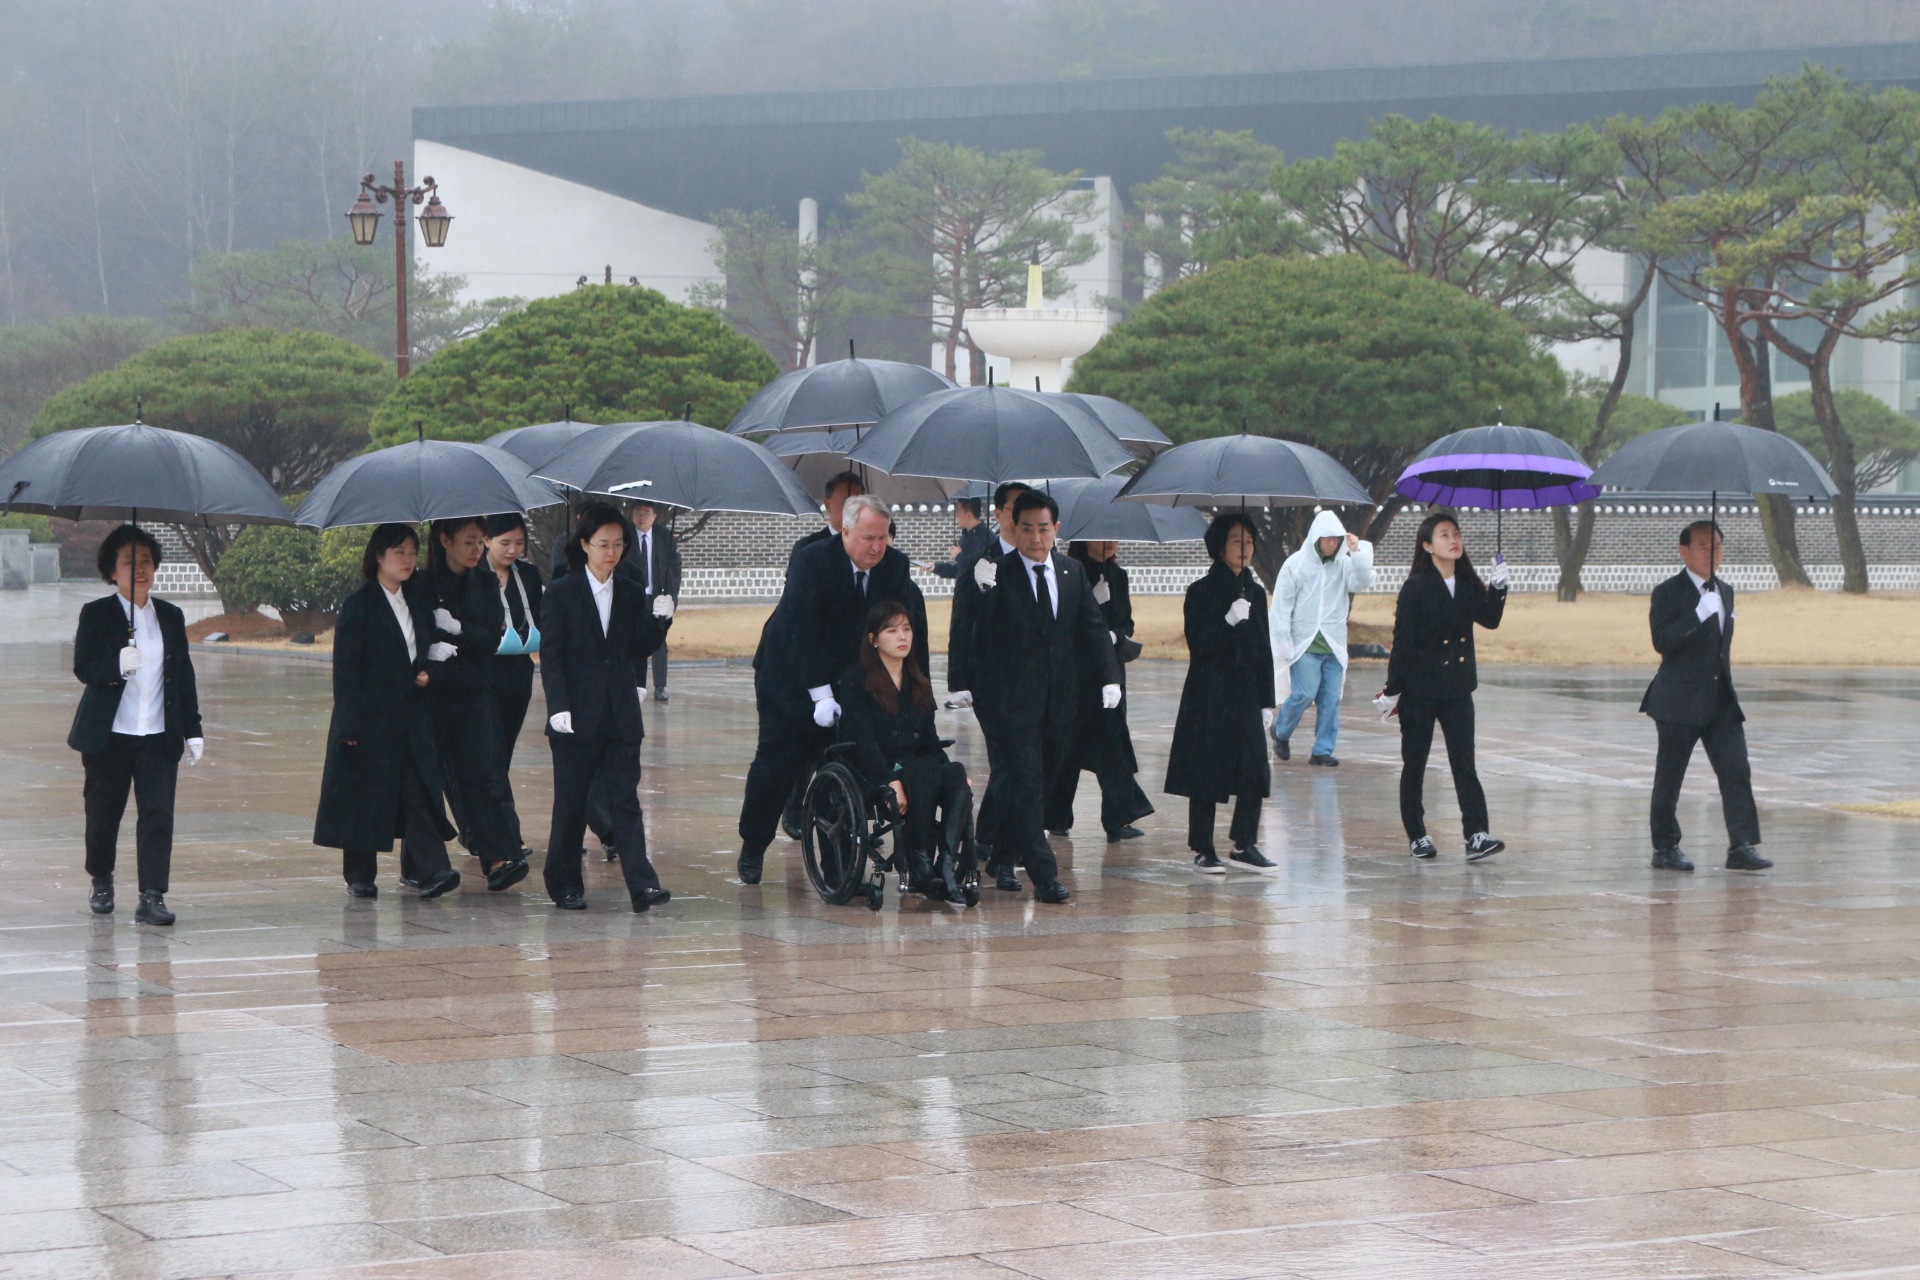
[0,421,291,526]
[535,420,818,515]
[1588,420,1838,498]
[847,386,1134,485]
[483,418,603,470]
[761,428,963,506]
[294,440,565,529]
[1398,423,1598,510]
[1049,476,1209,542]
[1115,433,1372,507]
[1055,393,1173,458]
[726,356,957,436]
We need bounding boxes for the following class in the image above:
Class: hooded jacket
[1269,510,1374,695]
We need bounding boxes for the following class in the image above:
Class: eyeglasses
[587,539,626,552]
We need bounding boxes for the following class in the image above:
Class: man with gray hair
[736,493,931,884]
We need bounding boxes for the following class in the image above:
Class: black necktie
[636,534,650,593]
[856,569,868,598]
[1033,562,1053,621]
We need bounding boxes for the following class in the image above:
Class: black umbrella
[535,421,818,515]
[726,350,957,436]
[1051,476,1209,543]
[1115,432,1372,507]
[847,386,1134,485]
[0,420,290,526]
[1055,393,1173,458]
[483,414,603,470]
[762,428,963,506]
[294,439,565,529]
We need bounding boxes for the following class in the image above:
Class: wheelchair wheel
[802,763,870,905]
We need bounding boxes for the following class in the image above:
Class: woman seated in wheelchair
[835,600,973,898]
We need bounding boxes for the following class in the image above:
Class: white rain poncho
[1269,509,1375,701]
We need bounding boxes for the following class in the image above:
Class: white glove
[1091,579,1111,605]
[948,690,974,709]
[637,687,647,705]
[185,737,204,765]
[118,645,143,675]
[652,594,675,619]
[1225,598,1253,626]
[1695,589,1719,623]
[973,557,998,589]
[1488,559,1510,590]
[427,641,458,662]
[1262,709,1275,731]
[548,711,573,734]
[432,607,462,636]
[1375,692,1401,721]
[1100,683,1122,709]
[813,696,842,728]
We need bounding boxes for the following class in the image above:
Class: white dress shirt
[588,566,616,635]
[382,584,416,662]
[110,595,165,737]
[997,536,1015,556]
[1687,568,1725,625]
[1020,552,1057,617]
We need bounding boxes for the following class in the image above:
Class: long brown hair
[860,600,933,716]
[1409,510,1483,593]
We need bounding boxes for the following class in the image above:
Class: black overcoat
[313,580,454,852]
[1382,567,1506,701]
[539,569,670,743]
[415,563,505,700]
[754,537,929,719]
[833,663,944,794]
[1640,570,1742,726]
[1070,557,1141,775]
[944,536,1008,694]
[69,593,202,759]
[1165,560,1275,802]
[970,547,1121,733]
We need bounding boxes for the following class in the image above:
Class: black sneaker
[995,872,1023,891]
[134,891,175,926]
[347,882,378,898]
[1034,880,1071,904]
[1193,850,1226,873]
[1273,736,1291,761]
[1726,844,1772,872]
[1410,837,1437,860]
[1106,826,1145,843]
[1308,754,1339,767]
[1651,847,1694,872]
[1466,833,1505,861]
[1228,845,1277,871]
[654,691,669,703]
[90,877,114,914]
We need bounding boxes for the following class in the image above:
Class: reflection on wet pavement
[3,638,1920,1279]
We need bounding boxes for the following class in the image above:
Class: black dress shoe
[1308,754,1340,767]
[631,887,672,913]
[1273,736,1291,761]
[488,859,530,892]
[1106,826,1145,843]
[1726,844,1773,871]
[654,691,669,703]
[90,878,113,915]
[417,869,461,899]
[995,872,1022,892]
[737,848,765,885]
[1034,880,1071,904]
[397,877,420,889]
[1651,847,1695,871]
[1047,828,1071,837]
[553,895,587,910]
[603,844,620,863]
[347,882,378,898]
[134,891,175,926]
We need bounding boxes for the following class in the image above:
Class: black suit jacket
[755,537,930,719]
[539,569,671,743]
[416,563,505,699]
[69,594,202,759]
[1383,568,1506,701]
[945,536,1010,694]
[933,522,993,578]
[971,547,1121,730]
[1641,570,1742,726]
[631,524,682,599]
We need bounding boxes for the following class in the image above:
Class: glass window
[1656,279,1708,391]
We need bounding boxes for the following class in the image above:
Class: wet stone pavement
[3,632,1920,1280]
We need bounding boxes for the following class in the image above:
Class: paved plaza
[3,603,1920,1279]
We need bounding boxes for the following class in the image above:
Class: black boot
[134,891,175,926]
[90,877,114,915]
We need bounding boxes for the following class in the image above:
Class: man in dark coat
[1046,543,1153,843]
[928,497,991,579]
[631,502,682,701]
[1641,520,1768,872]
[945,482,1028,886]
[966,490,1121,904]
[737,494,928,884]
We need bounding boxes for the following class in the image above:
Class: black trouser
[345,745,452,887]
[650,643,668,692]
[979,706,1069,884]
[892,754,972,886]
[544,731,661,901]
[1188,792,1261,853]
[738,686,831,856]
[413,692,517,874]
[1046,764,1153,836]
[83,732,177,894]
[1398,694,1488,841]
[488,656,535,851]
[1652,702,1761,851]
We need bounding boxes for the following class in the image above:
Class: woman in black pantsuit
[314,524,460,898]
[483,514,544,858]
[834,600,973,898]
[1165,513,1277,873]
[70,524,203,926]
[1046,541,1153,842]
[1377,510,1509,863]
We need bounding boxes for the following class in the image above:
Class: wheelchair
[800,742,979,911]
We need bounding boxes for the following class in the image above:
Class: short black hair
[485,513,527,538]
[955,496,982,519]
[823,471,864,502]
[568,503,630,572]
[428,516,488,568]
[1010,489,1059,524]
[1204,511,1260,560]
[361,523,419,579]
[96,523,163,582]
[992,482,1033,511]
[1680,520,1724,546]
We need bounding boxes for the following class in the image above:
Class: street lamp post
[345,159,453,378]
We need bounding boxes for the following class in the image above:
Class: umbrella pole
[1711,489,1718,589]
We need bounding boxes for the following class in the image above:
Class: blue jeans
[1274,650,1344,757]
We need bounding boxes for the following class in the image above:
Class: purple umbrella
[1396,423,1596,551]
